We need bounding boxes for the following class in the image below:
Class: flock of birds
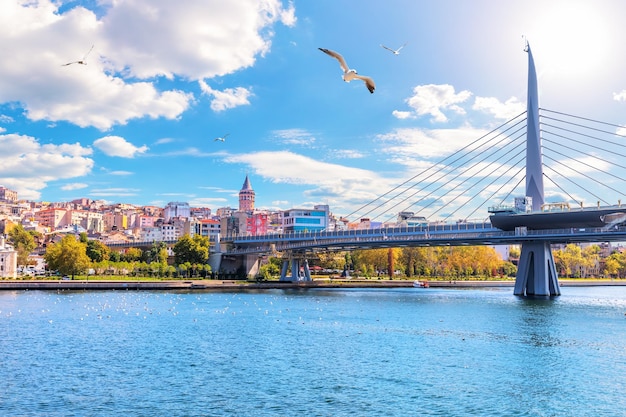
[61,42,407,142]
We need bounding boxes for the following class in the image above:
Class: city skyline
[2,0,626,220]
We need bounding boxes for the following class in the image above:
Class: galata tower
[239,174,255,212]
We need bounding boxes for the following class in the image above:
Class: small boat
[413,280,429,288]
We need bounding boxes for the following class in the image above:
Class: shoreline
[0,278,625,291]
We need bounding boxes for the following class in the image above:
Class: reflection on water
[1,286,626,416]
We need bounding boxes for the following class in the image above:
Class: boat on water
[488,203,626,231]
[413,280,429,288]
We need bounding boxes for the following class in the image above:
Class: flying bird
[62,44,94,66]
[380,43,407,55]
[214,134,229,142]
[318,47,375,94]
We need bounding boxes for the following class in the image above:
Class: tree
[145,241,168,264]
[123,247,143,262]
[7,224,36,268]
[44,234,91,279]
[173,234,209,266]
[86,240,110,263]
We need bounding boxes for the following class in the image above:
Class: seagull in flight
[380,43,407,55]
[214,133,229,142]
[318,48,375,94]
[62,44,94,66]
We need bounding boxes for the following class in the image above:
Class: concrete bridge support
[208,252,222,275]
[279,256,312,282]
[514,242,561,296]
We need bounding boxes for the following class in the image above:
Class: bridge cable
[542,157,613,204]
[542,173,582,206]
[540,108,626,131]
[441,155,527,222]
[420,143,526,221]
[343,111,528,221]
[352,115,528,221]
[541,125,626,156]
[542,141,626,183]
[373,128,527,223]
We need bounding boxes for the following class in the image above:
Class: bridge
[209,43,626,297]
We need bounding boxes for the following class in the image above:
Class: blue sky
[2,0,626,221]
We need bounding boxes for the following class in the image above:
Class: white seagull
[380,43,407,55]
[214,133,229,142]
[62,44,94,66]
[318,48,375,94]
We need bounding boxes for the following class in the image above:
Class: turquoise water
[1,286,626,416]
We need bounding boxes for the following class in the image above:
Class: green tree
[86,240,110,263]
[258,257,281,280]
[173,234,210,266]
[7,224,36,268]
[44,234,91,279]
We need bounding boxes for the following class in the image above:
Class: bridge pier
[279,256,312,282]
[208,252,222,276]
[514,242,561,296]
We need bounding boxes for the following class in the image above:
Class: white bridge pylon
[515,42,560,296]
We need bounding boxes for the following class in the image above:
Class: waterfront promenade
[1,278,624,291]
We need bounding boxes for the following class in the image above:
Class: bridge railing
[223,221,496,244]
[221,225,626,255]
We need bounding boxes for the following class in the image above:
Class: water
[1,286,626,416]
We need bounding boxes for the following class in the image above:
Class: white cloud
[199,81,253,112]
[93,136,148,158]
[90,188,140,197]
[273,128,316,146]
[377,126,490,160]
[0,0,293,129]
[0,133,93,200]
[473,96,525,120]
[613,90,626,101]
[223,150,399,212]
[391,110,414,120]
[397,84,472,123]
[330,149,365,159]
[61,183,88,191]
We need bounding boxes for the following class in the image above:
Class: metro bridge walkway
[222,222,626,256]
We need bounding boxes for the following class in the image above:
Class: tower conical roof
[241,174,253,191]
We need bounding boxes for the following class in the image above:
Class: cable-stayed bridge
[213,45,626,297]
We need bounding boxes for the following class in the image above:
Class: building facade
[0,235,17,278]
[281,205,329,232]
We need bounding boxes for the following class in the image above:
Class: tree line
[7,223,626,279]
[7,225,212,279]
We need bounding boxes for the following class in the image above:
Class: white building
[0,235,17,278]
[282,205,329,232]
[164,202,190,223]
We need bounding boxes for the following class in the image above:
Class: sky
[2,0,626,222]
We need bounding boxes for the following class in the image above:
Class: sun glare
[529,2,611,79]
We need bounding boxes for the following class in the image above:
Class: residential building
[0,187,18,203]
[0,235,17,278]
[246,212,269,235]
[196,219,221,242]
[35,207,69,229]
[282,205,329,232]
[164,202,190,223]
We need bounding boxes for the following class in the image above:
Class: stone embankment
[0,279,623,291]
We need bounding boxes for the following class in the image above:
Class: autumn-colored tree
[44,234,91,279]
[7,224,36,268]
